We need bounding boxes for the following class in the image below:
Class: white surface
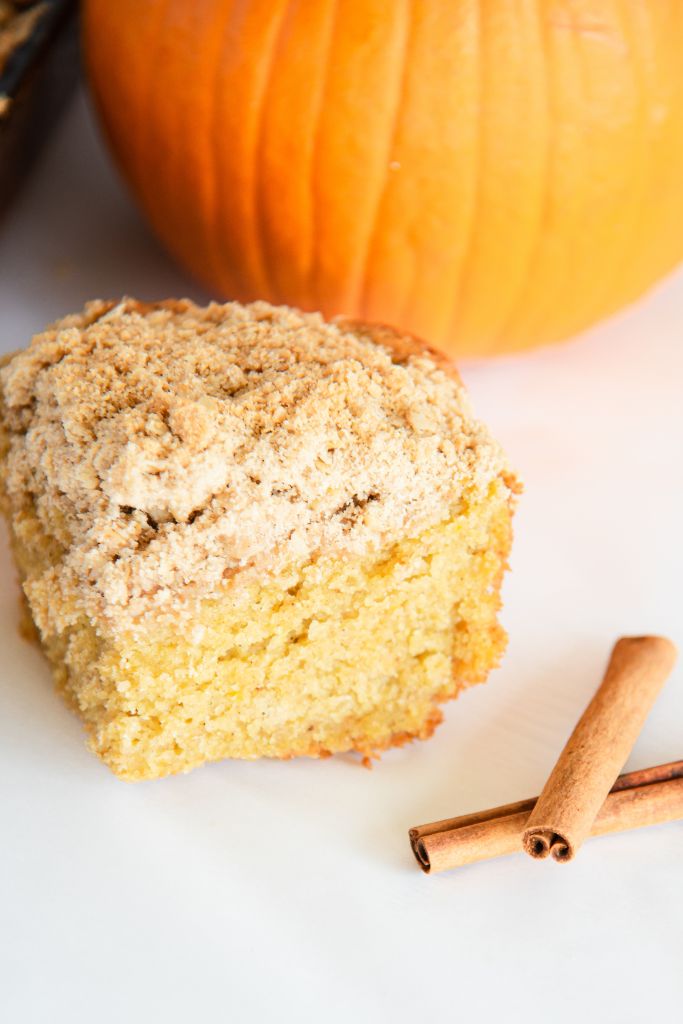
[1,93,682,1024]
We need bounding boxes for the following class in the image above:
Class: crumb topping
[0,299,513,637]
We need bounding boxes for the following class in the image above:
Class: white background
[1,93,682,1024]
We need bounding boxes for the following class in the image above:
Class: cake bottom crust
[8,485,512,781]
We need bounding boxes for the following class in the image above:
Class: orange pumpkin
[84,1,683,357]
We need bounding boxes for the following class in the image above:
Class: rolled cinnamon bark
[410,760,683,873]
[522,636,677,862]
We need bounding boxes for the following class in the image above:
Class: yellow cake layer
[7,482,510,781]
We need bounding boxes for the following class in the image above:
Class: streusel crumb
[1,299,509,639]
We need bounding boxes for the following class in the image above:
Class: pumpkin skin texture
[84,1,683,357]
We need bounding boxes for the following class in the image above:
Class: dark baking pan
[0,0,79,221]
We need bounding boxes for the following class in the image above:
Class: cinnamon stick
[522,636,676,861]
[410,759,683,873]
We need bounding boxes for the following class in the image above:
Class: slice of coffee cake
[0,299,518,780]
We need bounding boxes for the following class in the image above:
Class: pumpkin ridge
[400,4,481,345]
[133,0,172,223]
[582,0,649,332]
[357,0,413,321]
[445,0,484,345]
[503,7,586,345]
[153,0,187,259]
[258,0,337,308]
[493,0,554,351]
[201,1,238,295]
[254,0,298,305]
[564,3,634,335]
[303,0,340,310]
[631,1,683,294]
[243,0,291,302]
[210,1,289,301]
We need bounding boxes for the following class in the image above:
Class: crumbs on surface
[0,298,512,637]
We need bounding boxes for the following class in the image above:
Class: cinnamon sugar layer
[0,299,513,638]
